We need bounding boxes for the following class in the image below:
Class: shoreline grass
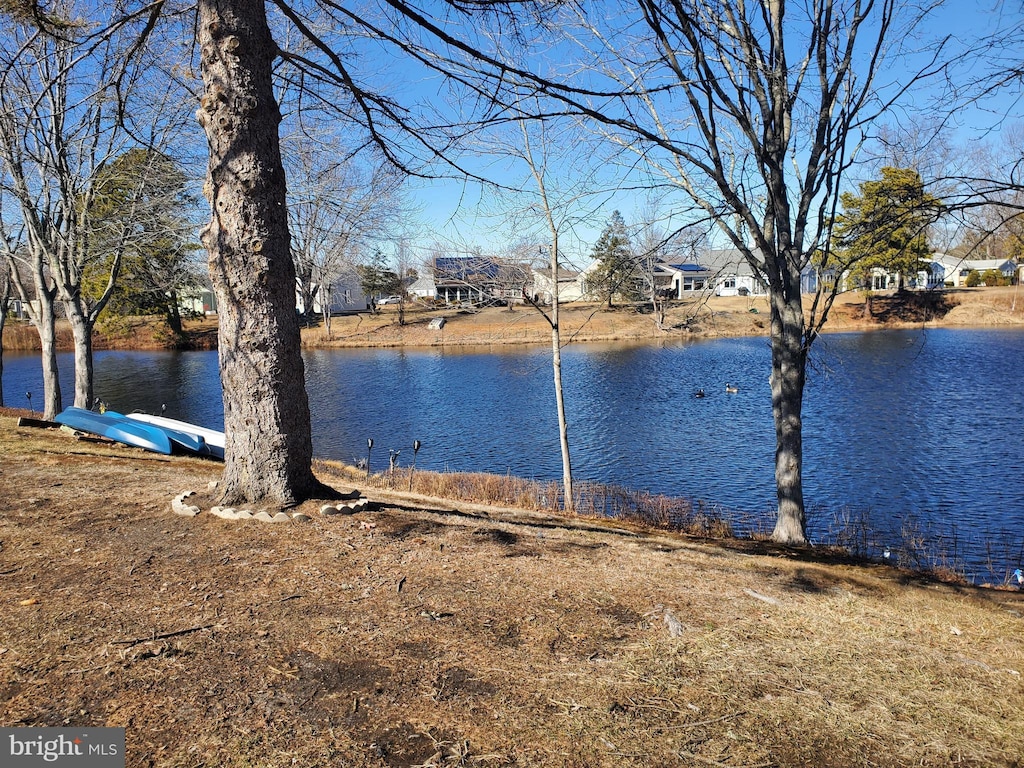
[320,459,1024,592]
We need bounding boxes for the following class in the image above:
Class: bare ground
[1,414,1023,767]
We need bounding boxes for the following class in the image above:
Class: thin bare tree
[510,117,587,512]
[283,132,408,329]
[436,0,948,544]
[0,257,10,407]
[0,0,190,416]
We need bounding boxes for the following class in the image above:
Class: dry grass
[3,287,1024,768]
[356,463,739,540]
[1,315,219,351]
[1,414,1023,766]
[339,462,1024,588]
[301,287,1023,349]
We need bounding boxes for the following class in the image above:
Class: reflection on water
[4,328,1023,580]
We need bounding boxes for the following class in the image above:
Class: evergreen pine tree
[589,211,637,307]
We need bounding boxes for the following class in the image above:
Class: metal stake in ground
[366,438,373,480]
[409,439,421,492]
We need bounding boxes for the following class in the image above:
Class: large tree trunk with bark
[767,262,808,545]
[197,0,318,508]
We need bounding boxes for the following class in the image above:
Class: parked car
[377,295,403,305]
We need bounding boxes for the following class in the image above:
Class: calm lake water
[4,327,1023,582]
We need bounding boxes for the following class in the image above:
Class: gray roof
[698,248,765,279]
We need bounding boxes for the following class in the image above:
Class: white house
[318,271,370,314]
[921,254,1017,288]
[651,260,715,297]
[178,284,218,315]
[701,248,769,297]
[408,273,436,299]
[294,265,369,315]
[531,266,585,304]
[961,258,1017,285]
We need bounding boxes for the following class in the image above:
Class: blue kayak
[55,407,174,456]
[103,411,213,457]
[123,413,225,460]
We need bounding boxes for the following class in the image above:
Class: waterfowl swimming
[725,383,739,394]
[695,389,706,398]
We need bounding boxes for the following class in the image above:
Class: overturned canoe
[55,407,173,456]
[124,412,225,460]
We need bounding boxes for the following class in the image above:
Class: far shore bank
[3,286,1022,353]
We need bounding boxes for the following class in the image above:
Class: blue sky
[380,1,1024,269]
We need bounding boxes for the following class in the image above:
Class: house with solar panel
[651,260,715,298]
[431,255,531,306]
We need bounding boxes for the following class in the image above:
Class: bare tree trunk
[55,290,99,409]
[197,0,318,507]
[53,245,122,411]
[768,271,807,544]
[6,258,61,419]
[0,264,8,409]
[37,306,60,419]
[0,271,7,408]
[549,234,573,514]
[65,308,95,409]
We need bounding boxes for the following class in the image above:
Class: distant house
[318,268,370,314]
[432,256,528,304]
[654,261,715,298]
[531,266,585,304]
[408,273,436,299]
[178,281,218,315]
[4,297,29,320]
[576,257,715,302]
[918,253,962,289]
[701,248,769,297]
[911,254,1017,289]
[291,264,369,316]
[958,257,1017,286]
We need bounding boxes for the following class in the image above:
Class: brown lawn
[1,414,1022,767]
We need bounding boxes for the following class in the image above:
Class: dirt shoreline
[3,287,1022,352]
[1,414,1023,766]
[298,287,1023,350]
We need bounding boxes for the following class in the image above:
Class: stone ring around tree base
[171,486,368,522]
